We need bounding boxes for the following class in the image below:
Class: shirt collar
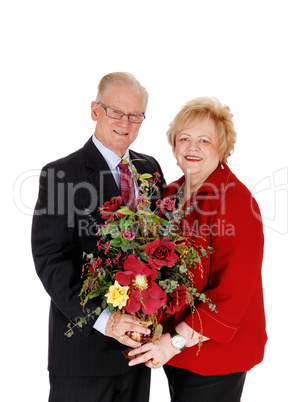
[92,134,130,171]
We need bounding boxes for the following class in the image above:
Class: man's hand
[105,312,151,348]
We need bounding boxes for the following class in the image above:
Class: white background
[2,1,300,400]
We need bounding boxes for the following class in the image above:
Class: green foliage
[64,307,102,338]
[68,163,217,340]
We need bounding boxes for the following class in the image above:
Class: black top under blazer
[31,137,165,376]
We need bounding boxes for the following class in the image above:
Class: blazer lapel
[129,150,154,176]
[129,150,163,208]
[83,137,120,206]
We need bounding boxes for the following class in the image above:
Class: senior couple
[32,72,267,402]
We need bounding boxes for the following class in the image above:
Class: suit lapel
[83,137,120,206]
[129,150,151,175]
[129,150,163,209]
[82,141,161,212]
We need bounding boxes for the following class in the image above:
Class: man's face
[91,83,145,157]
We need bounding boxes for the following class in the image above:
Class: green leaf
[139,173,153,180]
[110,237,122,247]
[139,251,149,262]
[131,163,138,174]
[152,215,170,226]
[95,307,101,315]
[121,243,130,252]
[119,217,132,229]
[82,251,94,260]
[117,206,134,216]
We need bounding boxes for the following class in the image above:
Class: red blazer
[161,164,267,375]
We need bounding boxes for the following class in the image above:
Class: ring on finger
[152,359,158,368]
[119,335,125,342]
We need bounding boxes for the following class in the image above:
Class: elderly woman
[128,97,267,401]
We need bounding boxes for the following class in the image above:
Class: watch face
[172,335,186,349]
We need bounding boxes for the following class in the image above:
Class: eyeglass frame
[97,102,146,124]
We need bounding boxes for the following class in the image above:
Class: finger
[122,320,152,335]
[117,315,152,335]
[145,359,161,369]
[128,352,152,367]
[127,344,154,366]
[117,334,141,348]
[127,343,151,357]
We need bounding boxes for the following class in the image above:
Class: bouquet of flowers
[65,166,216,343]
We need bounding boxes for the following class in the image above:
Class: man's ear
[91,101,99,121]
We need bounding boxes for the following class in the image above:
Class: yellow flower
[105,280,129,309]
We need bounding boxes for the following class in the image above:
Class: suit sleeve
[31,165,98,335]
[184,189,264,344]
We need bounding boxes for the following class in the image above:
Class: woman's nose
[187,140,200,150]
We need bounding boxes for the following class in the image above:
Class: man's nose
[118,114,131,125]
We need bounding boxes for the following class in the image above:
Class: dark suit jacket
[31,137,165,376]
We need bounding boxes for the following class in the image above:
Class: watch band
[170,329,178,338]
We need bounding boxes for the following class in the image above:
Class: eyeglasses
[97,102,145,124]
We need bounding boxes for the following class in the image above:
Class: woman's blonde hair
[96,72,149,112]
[166,97,237,163]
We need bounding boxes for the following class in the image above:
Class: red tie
[118,161,136,211]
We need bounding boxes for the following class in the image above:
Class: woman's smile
[175,117,220,186]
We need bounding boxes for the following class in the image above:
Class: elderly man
[32,72,165,402]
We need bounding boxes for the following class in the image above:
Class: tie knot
[118,160,129,172]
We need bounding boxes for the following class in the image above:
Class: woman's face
[175,117,220,184]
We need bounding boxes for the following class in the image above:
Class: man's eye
[111,109,123,116]
[129,114,140,121]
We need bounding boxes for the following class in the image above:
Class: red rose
[100,196,123,219]
[166,285,188,315]
[156,197,175,211]
[99,196,124,220]
[162,197,176,211]
[121,229,135,240]
[145,238,179,269]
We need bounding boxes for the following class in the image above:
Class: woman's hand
[126,322,210,368]
[127,333,181,369]
[105,312,151,348]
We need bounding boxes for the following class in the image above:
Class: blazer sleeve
[184,187,265,344]
[31,164,99,335]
